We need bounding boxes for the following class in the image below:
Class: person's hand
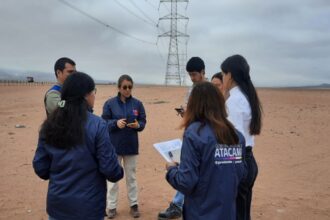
[179,110,185,118]
[175,106,185,118]
[117,118,127,129]
[166,162,179,171]
[126,119,140,129]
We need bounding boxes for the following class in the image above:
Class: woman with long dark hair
[221,54,262,220]
[33,72,123,220]
[165,82,247,220]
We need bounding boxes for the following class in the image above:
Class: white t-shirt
[226,86,254,147]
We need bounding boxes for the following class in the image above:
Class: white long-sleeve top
[226,86,254,147]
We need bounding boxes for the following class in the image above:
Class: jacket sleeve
[32,138,51,180]
[136,100,146,132]
[102,100,119,132]
[166,131,200,195]
[45,91,61,115]
[95,121,123,182]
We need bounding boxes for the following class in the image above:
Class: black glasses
[122,85,133,90]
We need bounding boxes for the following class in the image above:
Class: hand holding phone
[126,119,139,129]
[117,118,127,129]
[174,107,185,117]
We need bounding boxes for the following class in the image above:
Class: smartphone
[126,115,136,124]
[174,107,185,117]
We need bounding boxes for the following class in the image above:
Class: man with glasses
[158,57,206,220]
[44,57,76,116]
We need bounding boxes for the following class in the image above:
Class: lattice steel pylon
[158,0,189,86]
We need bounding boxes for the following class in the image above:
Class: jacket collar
[56,82,63,87]
[117,92,132,103]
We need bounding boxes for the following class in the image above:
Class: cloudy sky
[0,0,329,86]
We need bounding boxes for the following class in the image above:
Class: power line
[162,2,171,13]
[128,0,158,26]
[113,0,156,27]
[156,29,167,62]
[145,0,159,10]
[55,0,155,45]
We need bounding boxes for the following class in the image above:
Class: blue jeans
[172,191,184,209]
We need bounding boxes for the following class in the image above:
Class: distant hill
[293,83,330,89]
[258,83,330,89]
[0,68,118,84]
[317,83,330,88]
[0,68,55,82]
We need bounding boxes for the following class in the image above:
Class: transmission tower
[158,0,189,86]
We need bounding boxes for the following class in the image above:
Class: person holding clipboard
[165,82,247,220]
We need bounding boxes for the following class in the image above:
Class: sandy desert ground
[0,84,329,220]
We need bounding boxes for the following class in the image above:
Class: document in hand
[153,139,182,163]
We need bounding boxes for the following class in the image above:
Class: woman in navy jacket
[33,72,124,220]
[166,82,247,220]
[102,74,146,218]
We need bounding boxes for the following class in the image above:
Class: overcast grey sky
[0,0,329,86]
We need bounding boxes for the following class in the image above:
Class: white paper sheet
[153,139,182,163]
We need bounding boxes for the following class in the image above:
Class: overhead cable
[128,0,158,26]
[56,0,155,45]
[144,0,159,10]
[113,0,156,27]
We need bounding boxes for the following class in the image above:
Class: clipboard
[153,139,182,163]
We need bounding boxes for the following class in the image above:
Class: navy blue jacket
[33,112,124,220]
[166,122,247,220]
[102,94,146,155]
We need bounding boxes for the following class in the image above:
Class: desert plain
[0,84,329,220]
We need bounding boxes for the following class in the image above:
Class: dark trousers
[236,148,258,220]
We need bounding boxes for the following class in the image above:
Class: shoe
[130,204,140,218]
[107,208,117,219]
[158,202,182,219]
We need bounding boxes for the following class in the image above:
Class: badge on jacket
[214,143,243,165]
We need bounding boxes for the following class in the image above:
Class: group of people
[34,57,146,220]
[33,54,262,220]
[158,56,262,220]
